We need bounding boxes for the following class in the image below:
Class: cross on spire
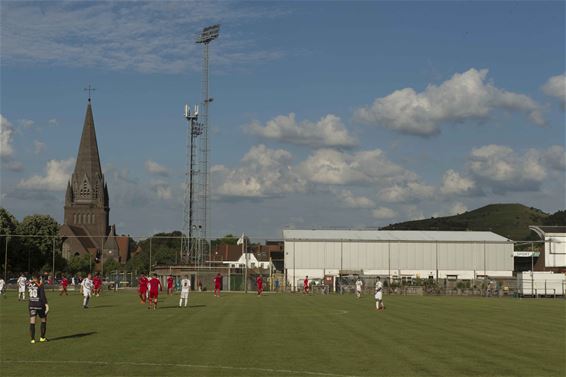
[84,84,96,102]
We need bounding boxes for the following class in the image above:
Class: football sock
[41,322,46,338]
[30,324,35,339]
[376,302,379,309]
[179,298,182,307]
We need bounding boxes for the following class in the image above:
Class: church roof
[74,102,103,181]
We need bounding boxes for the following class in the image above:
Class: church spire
[74,101,103,182]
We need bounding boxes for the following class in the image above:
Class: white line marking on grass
[4,360,364,377]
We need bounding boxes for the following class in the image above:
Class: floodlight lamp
[196,24,220,44]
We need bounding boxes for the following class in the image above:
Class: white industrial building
[529,226,566,268]
[283,229,514,290]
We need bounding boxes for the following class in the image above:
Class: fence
[332,275,566,298]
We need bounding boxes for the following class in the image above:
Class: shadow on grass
[157,304,207,310]
[49,332,97,342]
[89,305,115,309]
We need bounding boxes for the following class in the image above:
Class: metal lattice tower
[183,104,201,264]
[190,24,220,266]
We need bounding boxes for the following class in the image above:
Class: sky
[1,1,565,241]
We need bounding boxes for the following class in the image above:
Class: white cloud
[297,148,413,185]
[449,202,468,216]
[0,114,15,160]
[1,2,283,74]
[17,158,75,191]
[213,144,306,198]
[247,113,357,148]
[18,119,35,129]
[0,114,23,171]
[151,181,172,200]
[372,207,397,220]
[354,68,545,136]
[468,145,547,193]
[378,181,435,203]
[145,160,169,177]
[34,140,46,155]
[334,189,375,209]
[542,145,566,171]
[48,119,58,127]
[542,73,566,108]
[440,169,479,196]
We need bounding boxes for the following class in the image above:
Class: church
[60,99,130,268]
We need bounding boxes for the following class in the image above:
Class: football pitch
[1,290,564,377]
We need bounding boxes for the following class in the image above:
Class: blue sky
[1,1,565,241]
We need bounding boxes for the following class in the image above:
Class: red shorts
[149,290,159,299]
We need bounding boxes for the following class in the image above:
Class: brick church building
[60,99,129,268]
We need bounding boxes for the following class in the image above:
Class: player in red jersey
[138,273,149,304]
[148,274,162,310]
[303,276,309,294]
[59,275,68,296]
[213,273,222,297]
[256,275,263,296]
[93,273,102,296]
[167,275,174,295]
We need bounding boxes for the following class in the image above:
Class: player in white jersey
[375,277,384,311]
[17,273,27,301]
[179,276,191,307]
[80,273,94,309]
[355,277,363,299]
[0,277,5,297]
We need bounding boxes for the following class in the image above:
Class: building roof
[529,226,566,237]
[283,229,511,243]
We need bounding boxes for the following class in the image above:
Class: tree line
[1,207,243,277]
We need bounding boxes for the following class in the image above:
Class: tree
[67,254,92,275]
[16,214,61,273]
[210,234,238,250]
[0,208,19,275]
[543,210,566,226]
[103,258,121,275]
[130,231,184,272]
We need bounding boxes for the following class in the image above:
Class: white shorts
[375,292,383,301]
[19,287,26,293]
[181,291,189,299]
[83,290,91,297]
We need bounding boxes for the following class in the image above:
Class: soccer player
[375,277,385,311]
[256,275,263,296]
[148,274,162,310]
[303,276,309,294]
[28,274,49,343]
[179,275,191,307]
[213,273,222,297]
[167,275,174,295]
[17,273,27,301]
[60,275,69,296]
[138,273,149,304]
[93,273,102,296]
[355,277,363,299]
[0,277,5,298]
[81,273,94,309]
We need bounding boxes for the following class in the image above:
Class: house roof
[283,229,511,243]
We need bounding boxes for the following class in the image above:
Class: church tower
[62,100,109,254]
[60,98,129,267]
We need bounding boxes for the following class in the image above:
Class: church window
[80,179,91,199]
[73,213,77,224]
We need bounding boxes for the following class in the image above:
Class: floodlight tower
[195,24,220,266]
[183,104,201,261]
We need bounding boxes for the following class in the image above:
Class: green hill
[381,204,549,241]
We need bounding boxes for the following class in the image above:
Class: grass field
[0,289,564,377]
